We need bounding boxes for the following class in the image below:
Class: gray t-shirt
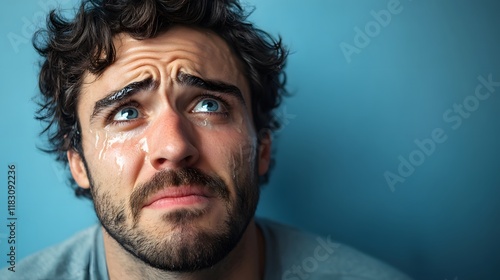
[0,218,412,279]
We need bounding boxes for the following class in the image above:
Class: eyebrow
[177,72,245,105]
[90,72,245,123]
[90,78,156,123]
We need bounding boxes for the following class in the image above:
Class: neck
[102,219,265,280]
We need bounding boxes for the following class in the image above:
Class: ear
[257,131,272,176]
[67,149,90,189]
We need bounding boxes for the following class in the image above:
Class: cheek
[83,130,146,188]
[233,117,259,166]
[200,125,258,183]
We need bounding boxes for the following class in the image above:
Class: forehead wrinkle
[113,27,243,81]
[114,33,211,63]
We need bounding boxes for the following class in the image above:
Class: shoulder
[0,224,103,280]
[257,218,413,280]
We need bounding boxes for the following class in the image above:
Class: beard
[86,165,260,272]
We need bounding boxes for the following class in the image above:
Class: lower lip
[144,195,210,210]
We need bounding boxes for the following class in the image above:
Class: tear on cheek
[138,138,149,153]
[228,142,257,186]
[90,131,109,161]
[232,115,257,138]
[94,132,100,148]
[234,125,242,134]
[137,138,151,164]
[115,155,126,173]
[229,139,258,181]
[193,118,215,129]
[97,131,136,160]
[238,141,257,165]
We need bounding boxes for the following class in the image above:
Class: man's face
[67,26,271,271]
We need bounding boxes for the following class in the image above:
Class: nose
[147,110,199,170]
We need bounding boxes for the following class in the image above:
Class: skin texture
[67,26,271,279]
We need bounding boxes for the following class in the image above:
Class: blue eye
[193,98,221,113]
[113,107,140,121]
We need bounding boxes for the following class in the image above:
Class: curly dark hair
[33,0,288,200]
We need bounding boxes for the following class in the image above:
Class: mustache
[129,167,230,221]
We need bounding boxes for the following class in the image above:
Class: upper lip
[142,186,214,208]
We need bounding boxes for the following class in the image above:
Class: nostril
[184,155,194,165]
[156,158,167,166]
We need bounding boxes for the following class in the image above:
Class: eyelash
[104,93,231,126]
[105,100,142,126]
[193,93,231,116]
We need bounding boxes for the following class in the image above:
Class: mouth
[142,186,214,210]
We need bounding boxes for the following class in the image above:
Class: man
[1,0,411,279]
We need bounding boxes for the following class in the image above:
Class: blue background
[1,0,499,279]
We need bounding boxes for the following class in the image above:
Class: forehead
[80,25,249,109]
[113,26,245,79]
